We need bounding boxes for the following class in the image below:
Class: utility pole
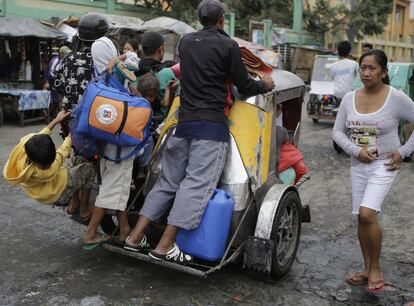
[347,0,356,50]
[293,0,303,46]
[106,0,115,13]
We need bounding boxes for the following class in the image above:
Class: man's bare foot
[79,205,93,222]
[154,243,175,255]
[120,228,131,242]
[79,190,93,220]
[66,197,80,215]
[346,271,368,285]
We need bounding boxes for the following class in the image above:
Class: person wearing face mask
[332,50,414,293]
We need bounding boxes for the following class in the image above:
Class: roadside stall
[0,17,67,126]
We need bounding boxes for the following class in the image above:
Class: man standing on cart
[124,0,275,264]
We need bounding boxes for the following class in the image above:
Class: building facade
[367,0,414,62]
[307,0,414,62]
[0,0,153,20]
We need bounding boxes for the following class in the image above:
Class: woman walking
[332,50,414,293]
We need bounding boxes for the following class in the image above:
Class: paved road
[0,108,413,305]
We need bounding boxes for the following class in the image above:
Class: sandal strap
[125,235,150,250]
[165,244,192,263]
[139,235,150,249]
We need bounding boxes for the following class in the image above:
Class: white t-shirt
[329,58,359,99]
[332,86,414,159]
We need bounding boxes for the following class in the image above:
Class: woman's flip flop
[366,279,385,293]
[346,272,368,285]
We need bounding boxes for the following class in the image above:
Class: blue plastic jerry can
[176,189,234,262]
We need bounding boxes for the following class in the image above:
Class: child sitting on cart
[3,110,95,207]
[276,125,309,185]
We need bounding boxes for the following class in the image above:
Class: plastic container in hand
[176,189,234,262]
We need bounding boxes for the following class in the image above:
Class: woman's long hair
[359,49,390,85]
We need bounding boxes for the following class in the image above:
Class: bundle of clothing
[239,46,273,79]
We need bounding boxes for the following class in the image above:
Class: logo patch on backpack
[96,104,117,125]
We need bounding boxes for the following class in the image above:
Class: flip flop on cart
[82,234,109,251]
[149,243,193,265]
[123,235,151,252]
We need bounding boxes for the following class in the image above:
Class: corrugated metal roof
[0,17,67,39]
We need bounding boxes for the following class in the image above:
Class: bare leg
[347,219,371,284]
[79,188,93,220]
[127,215,151,244]
[359,207,384,290]
[154,225,178,254]
[117,211,131,242]
[357,213,371,276]
[83,206,107,244]
[66,191,80,215]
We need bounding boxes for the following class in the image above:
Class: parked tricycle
[97,68,311,279]
[306,55,339,124]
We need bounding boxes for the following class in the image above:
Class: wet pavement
[0,108,413,305]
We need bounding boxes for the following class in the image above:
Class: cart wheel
[269,190,302,279]
[333,141,343,153]
[0,107,3,127]
[312,118,319,124]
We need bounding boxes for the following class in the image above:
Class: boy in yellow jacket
[3,111,95,210]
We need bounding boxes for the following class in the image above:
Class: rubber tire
[312,118,319,124]
[333,141,343,153]
[0,107,3,127]
[270,190,302,279]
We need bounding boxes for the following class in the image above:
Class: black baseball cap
[197,0,228,25]
[141,31,164,50]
